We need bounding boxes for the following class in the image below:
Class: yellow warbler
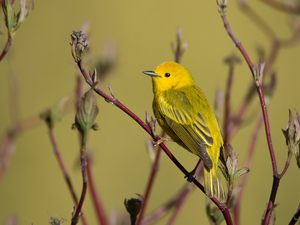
[143,62,226,202]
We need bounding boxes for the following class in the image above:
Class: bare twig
[223,54,241,145]
[0,129,17,183]
[166,162,203,225]
[0,34,12,62]
[87,157,108,225]
[71,134,88,225]
[141,164,202,225]
[137,132,165,225]
[216,2,283,224]
[289,203,300,225]
[171,27,188,64]
[227,0,300,139]
[48,129,88,225]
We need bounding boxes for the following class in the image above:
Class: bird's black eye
[165,73,170,78]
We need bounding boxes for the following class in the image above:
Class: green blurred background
[1,0,300,224]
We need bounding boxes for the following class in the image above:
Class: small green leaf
[2,0,16,31]
[233,167,250,181]
[40,96,69,128]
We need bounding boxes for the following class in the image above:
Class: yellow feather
[144,62,226,202]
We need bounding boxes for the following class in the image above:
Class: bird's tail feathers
[204,166,226,203]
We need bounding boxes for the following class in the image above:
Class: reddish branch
[226,0,299,139]
[71,134,88,225]
[141,164,202,225]
[217,3,291,224]
[71,35,233,224]
[142,184,192,225]
[75,61,107,225]
[166,162,203,225]
[255,86,277,173]
[137,133,165,225]
[86,157,108,225]
[48,129,88,225]
[289,204,300,225]
[223,55,240,144]
[0,34,12,62]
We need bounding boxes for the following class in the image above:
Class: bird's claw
[185,173,196,182]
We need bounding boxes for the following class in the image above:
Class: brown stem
[141,185,191,225]
[48,129,88,225]
[86,157,108,225]
[76,72,84,112]
[218,4,280,225]
[256,86,277,173]
[166,162,203,225]
[226,182,233,207]
[262,174,280,225]
[289,203,300,225]
[137,132,165,225]
[279,153,292,178]
[71,134,88,225]
[0,34,12,62]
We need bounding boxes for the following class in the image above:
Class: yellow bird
[143,62,226,202]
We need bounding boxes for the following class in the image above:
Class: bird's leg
[185,159,202,182]
[153,137,175,146]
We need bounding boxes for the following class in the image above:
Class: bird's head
[143,62,194,94]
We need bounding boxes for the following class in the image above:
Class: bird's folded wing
[159,88,214,169]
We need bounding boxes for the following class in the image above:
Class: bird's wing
[158,87,214,169]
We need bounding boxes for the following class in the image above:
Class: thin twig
[76,72,84,112]
[166,162,203,225]
[48,129,88,225]
[223,55,240,144]
[0,130,16,183]
[86,157,108,225]
[0,34,12,62]
[71,134,88,225]
[226,0,300,138]
[141,175,198,225]
[233,114,263,225]
[217,3,279,225]
[226,183,234,207]
[289,203,300,225]
[137,132,165,225]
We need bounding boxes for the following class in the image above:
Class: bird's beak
[142,71,161,77]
